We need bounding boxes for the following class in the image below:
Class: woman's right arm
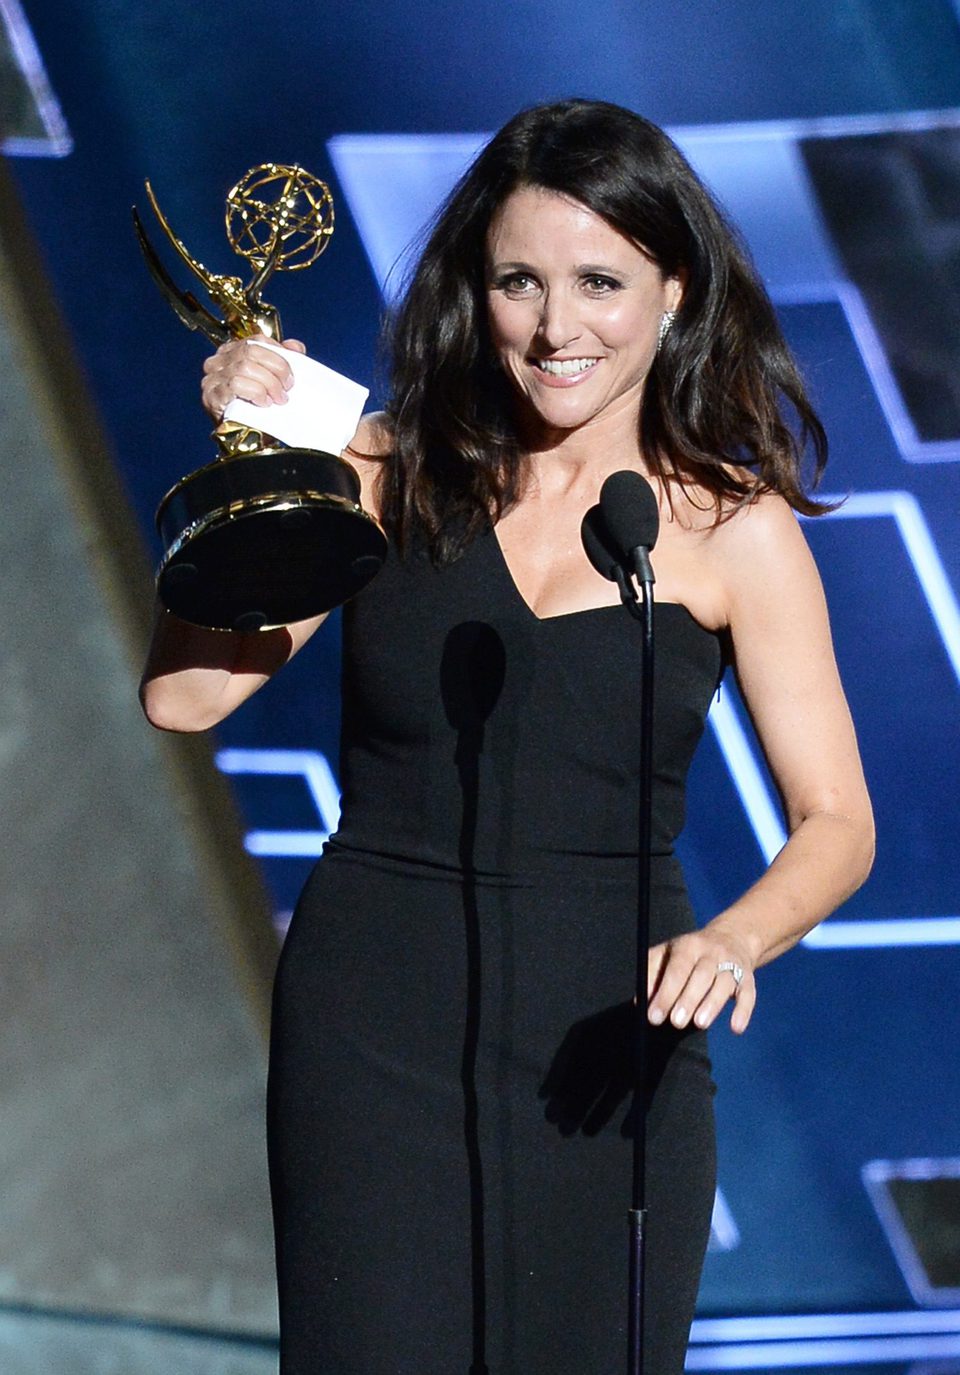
[140,607,325,732]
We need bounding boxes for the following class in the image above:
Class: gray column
[0,158,279,1336]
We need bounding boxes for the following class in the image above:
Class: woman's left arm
[647,495,875,1034]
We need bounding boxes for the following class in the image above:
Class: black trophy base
[155,449,387,631]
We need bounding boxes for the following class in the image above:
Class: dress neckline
[487,524,715,634]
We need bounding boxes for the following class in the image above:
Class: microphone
[580,505,620,582]
[598,470,659,585]
[581,503,637,610]
[582,470,661,1363]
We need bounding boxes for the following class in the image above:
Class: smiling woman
[381,98,832,570]
[142,98,873,1375]
[485,186,683,438]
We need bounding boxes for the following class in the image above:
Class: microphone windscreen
[580,506,620,582]
[599,470,659,559]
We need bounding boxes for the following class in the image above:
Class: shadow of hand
[538,1001,634,1137]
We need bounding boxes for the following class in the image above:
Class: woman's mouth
[531,356,601,385]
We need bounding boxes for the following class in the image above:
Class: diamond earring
[657,309,677,353]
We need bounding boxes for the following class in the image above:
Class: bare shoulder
[342,410,394,515]
[345,409,394,460]
[708,491,827,629]
[712,490,809,558]
[655,482,816,630]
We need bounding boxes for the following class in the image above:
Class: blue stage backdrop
[8,0,960,1365]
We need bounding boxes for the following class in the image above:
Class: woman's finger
[729,977,757,1035]
[647,933,756,1032]
[210,370,283,410]
[690,967,738,1030]
[665,956,724,1029]
[202,336,288,376]
[687,963,750,1030]
[201,338,296,416]
[646,942,669,1002]
[647,940,697,1025]
[228,340,296,397]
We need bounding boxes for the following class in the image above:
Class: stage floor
[0,1306,954,1375]
[0,1309,277,1375]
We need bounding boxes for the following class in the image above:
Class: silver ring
[717,960,744,987]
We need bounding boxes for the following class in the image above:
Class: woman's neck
[518,401,649,498]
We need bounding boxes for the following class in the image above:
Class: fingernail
[672,1006,687,1026]
[649,1007,664,1025]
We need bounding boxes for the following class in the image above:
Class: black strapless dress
[268,526,723,1375]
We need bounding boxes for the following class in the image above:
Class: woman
[142,99,874,1374]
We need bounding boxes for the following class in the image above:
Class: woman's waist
[321,833,682,887]
[334,766,689,874]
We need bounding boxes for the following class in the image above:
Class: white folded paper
[223,340,369,455]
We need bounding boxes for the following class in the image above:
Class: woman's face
[485,185,683,440]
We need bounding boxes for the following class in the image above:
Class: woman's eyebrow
[575,262,624,274]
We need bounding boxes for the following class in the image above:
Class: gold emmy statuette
[133,164,386,631]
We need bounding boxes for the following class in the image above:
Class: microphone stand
[612,549,655,1375]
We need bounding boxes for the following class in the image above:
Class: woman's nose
[536,292,580,351]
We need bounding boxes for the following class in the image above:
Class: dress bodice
[333,527,724,877]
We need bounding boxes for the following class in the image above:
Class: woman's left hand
[647,924,757,1035]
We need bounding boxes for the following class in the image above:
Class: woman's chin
[519,395,641,445]
[518,389,602,433]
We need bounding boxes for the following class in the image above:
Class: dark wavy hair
[380,98,829,563]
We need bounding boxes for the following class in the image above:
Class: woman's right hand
[200,335,306,421]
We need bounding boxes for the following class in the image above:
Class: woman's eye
[583,275,620,294]
[495,273,538,296]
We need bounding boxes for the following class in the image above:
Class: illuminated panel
[215,748,340,857]
[833,280,960,466]
[863,1158,960,1308]
[685,1333,960,1369]
[680,111,960,464]
[687,1310,960,1369]
[709,1187,741,1254]
[327,134,486,298]
[0,0,71,157]
[692,1311,960,1339]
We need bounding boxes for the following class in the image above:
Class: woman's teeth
[535,357,599,376]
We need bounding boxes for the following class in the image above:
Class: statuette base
[155,448,386,631]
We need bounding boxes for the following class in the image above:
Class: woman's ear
[666,267,688,313]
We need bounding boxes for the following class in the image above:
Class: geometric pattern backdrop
[8,0,960,1369]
